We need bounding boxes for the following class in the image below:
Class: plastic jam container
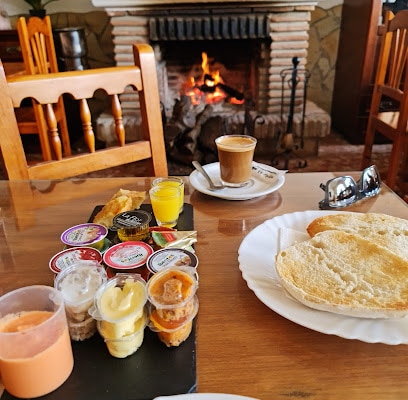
[103,241,153,281]
[146,248,198,274]
[49,247,103,274]
[61,223,108,251]
[112,210,152,242]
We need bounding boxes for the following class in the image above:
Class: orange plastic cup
[0,285,74,398]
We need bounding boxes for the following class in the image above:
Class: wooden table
[1,173,407,399]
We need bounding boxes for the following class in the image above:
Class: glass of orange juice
[149,185,181,228]
[0,285,74,398]
[151,176,184,214]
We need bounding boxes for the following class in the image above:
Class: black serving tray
[3,204,196,400]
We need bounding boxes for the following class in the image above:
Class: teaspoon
[192,161,226,191]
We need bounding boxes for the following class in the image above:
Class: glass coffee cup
[215,134,257,187]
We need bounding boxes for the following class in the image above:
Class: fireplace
[92,0,330,162]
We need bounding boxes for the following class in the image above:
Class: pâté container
[146,248,198,274]
[49,246,103,274]
[61,223,108,251]
[112,210,152,242]
[146,265,199,309]
[146,266,199,347]
[103,241,153,281]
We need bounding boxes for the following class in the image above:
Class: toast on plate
[275,230,408,318]
[307,212,408,260]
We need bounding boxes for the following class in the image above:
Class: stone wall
[307,4,342,115]
[8,11,115,70]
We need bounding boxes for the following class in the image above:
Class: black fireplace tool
[271,56,310,170]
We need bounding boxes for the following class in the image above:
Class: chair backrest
[0,43,168,180]
[361,10,408,190]
[17,16,59,75]
[373,10,408,118]
[16,15,72,161]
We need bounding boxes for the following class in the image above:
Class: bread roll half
[306,212,408,260]
[275,230,408,318]
[93,189,146,228]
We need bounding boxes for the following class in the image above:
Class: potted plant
[23,0,60,18]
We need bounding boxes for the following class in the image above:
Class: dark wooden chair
[361,10,408,190]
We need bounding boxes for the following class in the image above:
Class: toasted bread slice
[307,212,408,260]
[275,230,408,318]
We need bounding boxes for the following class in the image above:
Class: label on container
[61,223,108,247]
[112,210,152,230]
[146,248,198,273]
[103,241,154,269]
[49,247,103,273]
[152,231,197,249]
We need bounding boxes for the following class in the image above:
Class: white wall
[1,0,100,16]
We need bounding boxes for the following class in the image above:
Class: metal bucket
[53,27,89,71]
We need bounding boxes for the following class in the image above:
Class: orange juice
[152,177,184,214]
[0,310,74,398]
[149,185,180,228]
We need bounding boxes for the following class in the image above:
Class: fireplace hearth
[92,0,331,166]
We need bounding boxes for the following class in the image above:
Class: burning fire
[184,52,244,106]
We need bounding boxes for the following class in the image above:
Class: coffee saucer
[189,162,286,200]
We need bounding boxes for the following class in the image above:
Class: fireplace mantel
[92,0,318,9]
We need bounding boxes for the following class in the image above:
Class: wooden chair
[361,10,408,190]
[0,43,168,180]
[16,15,71,161]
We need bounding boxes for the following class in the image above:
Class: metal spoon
[192,161,226,191]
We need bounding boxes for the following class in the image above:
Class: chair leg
[57,98,71,157]
[361,118,376,170]
[386,138,404,190]
[32,102,52,161]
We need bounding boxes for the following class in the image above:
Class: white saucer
[154,394,258,400]
[189,162,286,200]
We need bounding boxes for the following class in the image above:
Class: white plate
[238,210,408,345]
[154,394,258,400]
[189,162,285,200]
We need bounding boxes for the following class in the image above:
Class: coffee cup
[215,134,257,187]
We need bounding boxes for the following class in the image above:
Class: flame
[201,52,209,76]
[184,52,227,105]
